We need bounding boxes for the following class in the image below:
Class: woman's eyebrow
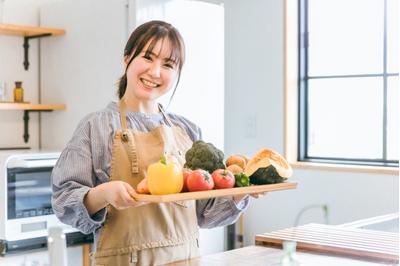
[164,58,177,64]
[143,50,177,63]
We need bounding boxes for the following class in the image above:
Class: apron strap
[118,99,139,174]
[119,99,128,130]
[158,103,173,127]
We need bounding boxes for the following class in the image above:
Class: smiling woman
[51,20,249,266]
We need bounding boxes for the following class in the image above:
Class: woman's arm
[196,196,250,229]
[52,115,107,234]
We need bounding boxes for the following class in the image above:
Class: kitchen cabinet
[0,23,66,144]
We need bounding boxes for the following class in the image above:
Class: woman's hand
[103,181,148,210]
[232,192,267,204]
[84,181,148,215]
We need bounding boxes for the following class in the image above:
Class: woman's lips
[140,78,159,89]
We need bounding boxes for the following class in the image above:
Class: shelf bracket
[23,33,52,70]
[23,110,52,143]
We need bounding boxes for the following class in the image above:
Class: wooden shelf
[0,23,65,70]
[0,102,65,111]
[0,23,65,37]
[0,102,65,143]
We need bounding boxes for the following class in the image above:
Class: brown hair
[118,20,185,99]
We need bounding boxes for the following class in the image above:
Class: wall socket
[244,114,257,139]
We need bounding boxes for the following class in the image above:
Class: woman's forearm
[84,183,108,216]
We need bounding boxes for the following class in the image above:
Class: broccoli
[184,140,225,173]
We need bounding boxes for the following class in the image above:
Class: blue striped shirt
[51,102,249,240]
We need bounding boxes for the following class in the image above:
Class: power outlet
[244,114,257,139]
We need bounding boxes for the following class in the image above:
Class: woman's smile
[140,77,160,89]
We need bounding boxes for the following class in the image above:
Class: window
[298,0,399,167]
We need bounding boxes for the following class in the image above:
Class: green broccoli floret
[184,140,225,173]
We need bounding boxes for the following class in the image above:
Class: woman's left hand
[233,192,267,204]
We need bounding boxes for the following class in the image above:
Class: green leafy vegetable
[184,140,225,173]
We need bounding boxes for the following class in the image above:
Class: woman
[52,20,252,265]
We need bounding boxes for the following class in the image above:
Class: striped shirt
[51,102,249,243]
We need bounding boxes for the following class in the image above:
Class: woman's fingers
[123,182,150,207]
[250,192,267,199]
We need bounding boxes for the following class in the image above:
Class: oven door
[7,167,54,220]
[4,165,69,242]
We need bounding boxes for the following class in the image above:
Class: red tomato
[182,168,192,192]
[187,169,214,192]
[211,169,235,189]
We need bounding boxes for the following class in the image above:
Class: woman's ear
[123,56,130,66]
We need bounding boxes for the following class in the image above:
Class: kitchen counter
[165,245,398,266]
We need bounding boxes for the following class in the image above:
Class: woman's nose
[148,62,161,78]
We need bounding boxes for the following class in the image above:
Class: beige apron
[92,100,200,266]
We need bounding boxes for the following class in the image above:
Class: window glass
[308,77,383,159]
[387,76,399,160]
[387,0,399,73]
[308,0,383,76]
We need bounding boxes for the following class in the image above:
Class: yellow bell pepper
[147,155,183,195]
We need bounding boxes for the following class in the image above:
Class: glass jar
[13,81,24,103]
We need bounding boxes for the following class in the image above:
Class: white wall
[223,0,399,246]
[39,0,126,149]
[0,0,42,149]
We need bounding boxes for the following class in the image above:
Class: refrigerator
[40,0,225,256]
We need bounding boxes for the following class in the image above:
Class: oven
[0,151,92,254]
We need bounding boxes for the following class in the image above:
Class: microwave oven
[0,150,92,255]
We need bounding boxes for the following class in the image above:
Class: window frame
[298,0,398,167]
[283,0,398,174]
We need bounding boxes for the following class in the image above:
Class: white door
[129,0,225,255]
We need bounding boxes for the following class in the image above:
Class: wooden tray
[256,223,399,263]
[133,181,297,203]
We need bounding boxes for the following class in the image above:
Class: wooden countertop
[165,245,398,266]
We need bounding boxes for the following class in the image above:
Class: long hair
[118,20,185,100]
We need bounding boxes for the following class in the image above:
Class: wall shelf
[0,102,65,110]
[0,23,65,36]
[0,103,66,143]
[0,23,65,70]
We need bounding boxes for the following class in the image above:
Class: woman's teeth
[141,79,158,88]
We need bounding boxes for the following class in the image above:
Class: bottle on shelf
[14,81,24,103]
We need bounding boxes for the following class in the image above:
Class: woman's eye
[143,55,152,61]
[164,63,174,69]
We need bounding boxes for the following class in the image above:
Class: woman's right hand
[84,181,149,215]
[103,181,148,210]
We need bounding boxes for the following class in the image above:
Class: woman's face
[125,39,178,102]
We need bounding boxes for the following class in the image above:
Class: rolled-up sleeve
[196,196,250,228]
[51,117,107,234]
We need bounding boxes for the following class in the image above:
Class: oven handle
[7,159,58,168]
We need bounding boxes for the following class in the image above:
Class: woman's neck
[122,96,159,114]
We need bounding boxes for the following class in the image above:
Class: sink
[340,213,399,233]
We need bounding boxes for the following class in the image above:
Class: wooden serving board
[133,182,297,203]
[256,223,399,263]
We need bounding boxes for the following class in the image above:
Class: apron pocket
[94,252,137,266]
